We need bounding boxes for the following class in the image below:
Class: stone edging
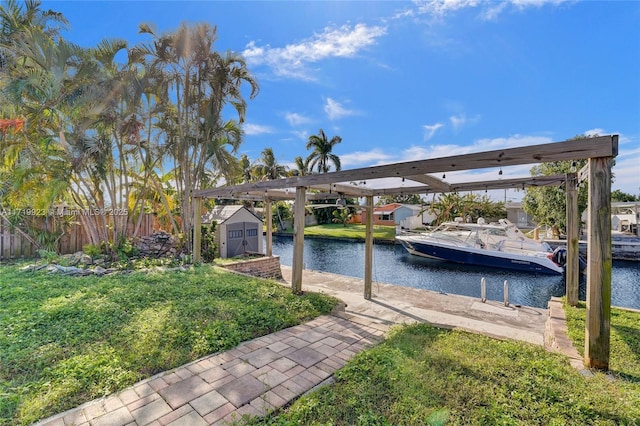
[545,297,591,374]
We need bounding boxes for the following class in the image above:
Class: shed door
[227,222,260,257]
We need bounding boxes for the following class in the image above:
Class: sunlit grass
[0,263,337,425]
[277,223,396,241]
[564,301,640,381]
[260,323,640,425]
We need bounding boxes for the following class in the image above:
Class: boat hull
[397,237,563,275]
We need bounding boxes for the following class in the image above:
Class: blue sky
[49,0,639,200]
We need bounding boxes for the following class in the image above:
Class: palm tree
[133,22,259,243]
[306,129,342,174]
[228,153,254,184]
[0,0,67,37]
[256,147,287,180]
[0,0,68,72]
[291,155,310,176]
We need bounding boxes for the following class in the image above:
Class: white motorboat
[396,218,566,275]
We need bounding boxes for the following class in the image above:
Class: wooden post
[364,196,374,300]
[584,156,613,370]
[291,187,306,294]
[265,197,273,256]
[566,172,579,306]
[193,196,202,262]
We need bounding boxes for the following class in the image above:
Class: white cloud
[471,134,553,151]
[243,23,387,80]
[415,0,481,17]
[580,128,630,145]
[284,112,312,127]
[340,149,394,167]
[449,113,480,131]
[610,141,640,196]
[378,135,554,184]
[423,123,444,141]
[411,0,570,20]
[584,128,605,137]
[243,123,274,135]
[291,130,309,141]
[365,135,554,167]
[325,98,358,121]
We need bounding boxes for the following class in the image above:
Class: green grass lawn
[277,223,396,241]
[259,323,640,425]
[564,301,640,382]
[0,263,337,425]
[4,258,639,426]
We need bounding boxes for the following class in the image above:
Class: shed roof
[201,205,262,224]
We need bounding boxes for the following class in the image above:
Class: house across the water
[352,203,435,229]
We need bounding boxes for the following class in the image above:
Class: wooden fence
[1,213,156,260]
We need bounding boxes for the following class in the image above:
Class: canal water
[269,235,640,310]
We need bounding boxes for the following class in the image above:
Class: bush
[36,249,58,264]
[113,237,139,260]
[82,243,102,257]
[201,224,217,263]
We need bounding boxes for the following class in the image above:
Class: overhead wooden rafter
[194,135,617,200]
[194,135,619,371]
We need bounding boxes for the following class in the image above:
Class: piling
[504,280,509,306]
[481,277,487,303]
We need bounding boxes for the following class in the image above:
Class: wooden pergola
[193,135,618,369]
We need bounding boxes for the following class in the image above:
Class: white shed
[202,205,263,258]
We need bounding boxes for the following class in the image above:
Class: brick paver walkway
[35,315,386,426]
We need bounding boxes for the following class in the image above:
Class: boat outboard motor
[552,247,587,272]
[552,247,568,267]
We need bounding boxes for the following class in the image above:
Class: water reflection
[270,235,640,310]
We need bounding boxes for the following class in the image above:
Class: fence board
[0,213,158,260]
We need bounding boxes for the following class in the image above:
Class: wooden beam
[584,156,613,370]
[193,136,617,198]
[218,189,293,201]
[201,174,569,202]
[292,187,306,294]
[364,195,374,300]
[265,198,272,257]
[197,174,568,201]
[193,196,202,262]
[371,175,566,197]
[405,174,451,191]
[309,183,375,197]
[449,175,566,192]
[566,173,579,306]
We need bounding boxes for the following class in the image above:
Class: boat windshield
[431,222,516,249]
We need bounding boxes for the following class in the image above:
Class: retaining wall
[221,255,283,279]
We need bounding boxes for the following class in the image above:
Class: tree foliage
[306,128,342,174]
[130,22,259,243]
[377,194,423,206]
[255,147,288,180]
[332,207,354,227]
[1,7,260,255]
[522,160,588,232]
[611,189,639,202]
[292,155,310,176]
[429,193,505,225]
